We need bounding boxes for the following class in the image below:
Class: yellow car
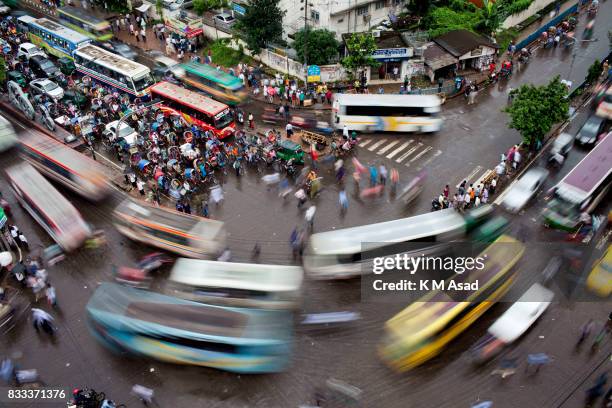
[586,244,612,298]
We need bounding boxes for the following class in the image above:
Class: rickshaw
[276,139,304,164]
[58,56,75,76]
[7,71,26,88]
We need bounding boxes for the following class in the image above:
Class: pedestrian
[339,189,349,214]
[201,201,209,218]
[129,172,137,188]
[482,186,489,204]
[31,308,54,335]
[490,177,497,194]
[18,232,28,251]
[233,159,241,177]
[369,165,378,187]
[128,22,134,36]
[513,148,521,170]
[443,184,450,199]
[140,27,146,43]
[379,164,387,185]
[131,385,154,406]
[295,188,307,208]
[137,179,145,196]
[474,195,481,207]
[183,201,191,214]
[343,124,349,140]
[175,201,184,212]
[248,113,254,129]
[464,191,471,209]
[305,205,316,232]
[286,122,293,138]
[45,283,57,307]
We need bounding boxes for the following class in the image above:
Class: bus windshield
[133,73,156,92]
[215,109,233,129]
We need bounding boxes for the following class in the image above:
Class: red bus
[149,81,235,139]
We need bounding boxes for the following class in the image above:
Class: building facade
[279,0,404,40]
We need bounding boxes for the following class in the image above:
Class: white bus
[166,259,303,309]
[333,94,443,133]
[0,114,17,152]
[73,44,155,98]
[5,162,92,251]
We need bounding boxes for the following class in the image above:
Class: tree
[475,0,500,35]
[504,76,569,147]
[234,0,285,54]
[155,0,164,20]
[585,59,601,85]
[193,0,227,16]
[341,33,379,77]
[292,28,340,66]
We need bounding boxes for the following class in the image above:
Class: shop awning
[423,43,458,71]
[136,2,151,13]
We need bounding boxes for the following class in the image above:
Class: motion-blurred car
[97,40,137,60]
[29,78,64,100]
[586,244,611,297]
[549,132,574,157]
[152,55,179,79]
[575,115,606,147]
[29,55,60,79]
[0,1,11,14]
[17,42,45,60]
[501,168,549,213]
[0,114,17,152]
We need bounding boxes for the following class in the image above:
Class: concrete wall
[501,0,557,29]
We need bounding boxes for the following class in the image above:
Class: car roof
[217,12,232,17]
[20,42,38,49]
[585,115,604,125]
[30,55,48,62]
[31,78,52,84]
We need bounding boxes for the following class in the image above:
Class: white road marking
[409,146,432,163]
[367,139,387,151]
[386,140,413,159]
[456,165,483,188]
[376,140,400,154]
[417,149,442,170]
[396,143,422,163]
[359,139,372,148]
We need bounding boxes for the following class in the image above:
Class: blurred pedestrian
[201,201,209,218]
[339,189,348,214]
[131,385,154,406]
[45,283,57,307]
[248,113,254,129]
[577,319,594,345]
[137,179,145,196]
[32,308,54,335]
[305,205,316,232]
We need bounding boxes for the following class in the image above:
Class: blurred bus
[333,94,443,133]
[379,235,525,372]
[17,15,91,60]
[19,131,110,201]
[57,6,112,42]
[113,198,226,258]
[74,44,155,99]
[86,282,293,373]
[5,162,92,251]
[166,259,303,309]
[304,206,493,279]
[149,81,235,139]
[0,114,17,153]
[543,131,612,231]
[171,62,246,106]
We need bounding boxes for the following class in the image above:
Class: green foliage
[504,76,569,146]
[193,0,227,16]
[497,0,534,19]
[340,33,379,75]
[475,0,500,34]
[292,28,340,66]
[155,0,164,19]
[205,39,245,67]
[586,59,601,84]
[496,27,519,54]
[425,5,482,37]
[0,56,6,83]
[234,0,285,54]
[405,0,432,16]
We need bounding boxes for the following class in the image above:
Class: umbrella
[137,159,150,171]
[0,251,13,267]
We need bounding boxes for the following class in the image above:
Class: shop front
[371,47,412,81]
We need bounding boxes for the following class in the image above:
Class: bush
[205,40,246,67]
[498,0,534,19]
[585,60,601,84]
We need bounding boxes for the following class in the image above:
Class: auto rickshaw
[62,89,88,109]
[472,216,509,243]
[58,56,76,76]
[7,71,26,88]
[277,139,304,164]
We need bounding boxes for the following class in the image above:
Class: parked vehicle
[502,168,549,213]
[29,55,61,79]
[29,78,64,100]
[103,120,138,146]
[17,42,45,60]
[214,13,236,26]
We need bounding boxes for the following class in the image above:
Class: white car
[0,1,11,14]
[17,42,45,60]
[103,120,138,146]
[29,78,64,100]
[214,13,236,26]
[502,167,549,213]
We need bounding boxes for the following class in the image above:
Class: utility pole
[302,0,308,85]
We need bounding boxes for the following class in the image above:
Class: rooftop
[433,30,498,57]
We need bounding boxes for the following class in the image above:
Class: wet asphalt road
[1,4,612,407]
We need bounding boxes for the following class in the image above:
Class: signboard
[232,2,246,15]
[372,48,412,61]
[307,65,321,82]
[165,16,203,38]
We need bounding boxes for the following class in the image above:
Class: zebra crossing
[358,137,441,169]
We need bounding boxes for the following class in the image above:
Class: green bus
[57,6,112,42]
[171,61,246,106]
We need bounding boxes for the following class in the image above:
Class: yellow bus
[379,235,525,372]
[57,6,112,41]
